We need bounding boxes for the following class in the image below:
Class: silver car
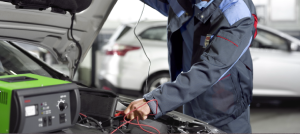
[98,21,300,98]
[251,26,300,97]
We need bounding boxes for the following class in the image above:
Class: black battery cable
[70,13,82,78]
[78,113,105,132]
[133,4,152,94]
[74,3,154,134]
[69,4,150,89]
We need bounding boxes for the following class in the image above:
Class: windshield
[0,41,52,77]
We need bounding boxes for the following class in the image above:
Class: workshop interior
[0,0,224,133]
[1,0,300,133]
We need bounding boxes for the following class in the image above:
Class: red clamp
[114,111,125,117]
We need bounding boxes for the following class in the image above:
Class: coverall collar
[197,0,223,23]
[175,0,223,23]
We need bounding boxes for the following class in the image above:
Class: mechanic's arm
[140,0,169,16]
[125,16,255,120]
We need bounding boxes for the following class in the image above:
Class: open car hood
[0,0,117,79]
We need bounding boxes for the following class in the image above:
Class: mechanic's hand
[124,98,151,120]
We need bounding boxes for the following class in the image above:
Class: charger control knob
[57,99,68,111]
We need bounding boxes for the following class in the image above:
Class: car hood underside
[0,0,117,78]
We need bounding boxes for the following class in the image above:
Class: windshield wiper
[0,68,15,76]
[7,41,64,78]
[0,61,4,73]
[0,61,15,75]
[6,41,89,87]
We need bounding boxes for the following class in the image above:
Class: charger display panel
[25,105,38,117]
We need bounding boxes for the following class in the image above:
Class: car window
[251,29,289,51]
[0,41,52,77]
[140,26,167,41]
[117,26,131,40]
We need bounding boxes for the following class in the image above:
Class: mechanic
[125,0,257,133]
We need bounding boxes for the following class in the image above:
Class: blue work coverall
[141,0,258,133]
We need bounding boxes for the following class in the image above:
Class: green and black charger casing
[0,74,80,133]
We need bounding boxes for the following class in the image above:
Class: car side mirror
[290,42,299,51]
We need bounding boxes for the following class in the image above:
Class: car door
[250,29,300,97]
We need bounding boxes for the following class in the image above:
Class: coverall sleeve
[144,16,254,119]
[140,0,169,16]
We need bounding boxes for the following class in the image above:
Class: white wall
[252,0,269,5]
[107,0,167,23]
[252,0,300,37]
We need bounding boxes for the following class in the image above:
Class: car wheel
[144,73,170,93]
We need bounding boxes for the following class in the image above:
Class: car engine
[74,88,225,134]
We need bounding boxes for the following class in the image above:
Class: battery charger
[0,74,80,133]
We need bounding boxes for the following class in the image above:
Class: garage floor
[250,102,300,133]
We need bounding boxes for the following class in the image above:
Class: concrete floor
[250,103,300,133]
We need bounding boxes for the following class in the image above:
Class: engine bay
[73,88,224,134]
[75,107,222,134]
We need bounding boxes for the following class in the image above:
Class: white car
[98,21,300,97]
